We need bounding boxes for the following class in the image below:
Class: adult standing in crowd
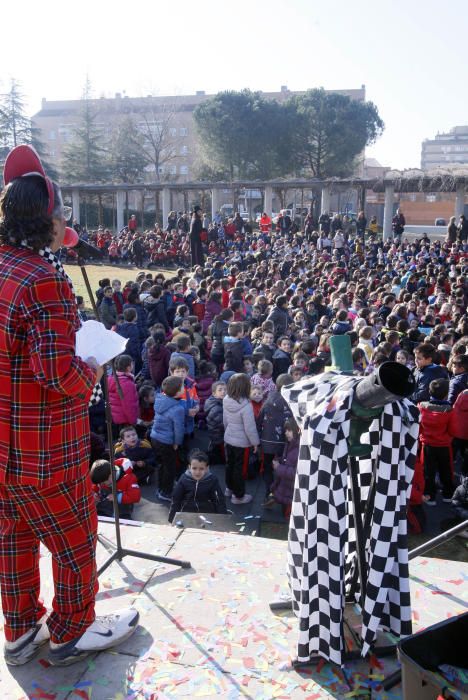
[190,205,204,268]
[0,146,138,667]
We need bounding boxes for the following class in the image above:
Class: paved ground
[1,520,467,700]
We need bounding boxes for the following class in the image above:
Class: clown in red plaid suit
[0,146,139,667]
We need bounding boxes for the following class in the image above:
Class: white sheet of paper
[75,320,128,366]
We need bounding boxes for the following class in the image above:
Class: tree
[287,88,384,178]
[61,78,110,183]
[138,98,182,182]
[194,89,295,180]
[0,78,57,177]
[194,90,258,180]
[110,116,148,183]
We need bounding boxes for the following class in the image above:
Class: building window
[169,164,177,175]
[180,145,188,155]
[426,194,436,202]
[180,165,189,175]
[49,130,56,140]
[179,127,188,136]
[169,127,177,137]
[158,166,164,174]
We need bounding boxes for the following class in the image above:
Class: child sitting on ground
[114,424,156,485]
[418,378,456,506]
[205,381,226,465]
[91,457,141,519]
[251,359,276,399]
[168,449,228,523]
[265,419,300,518]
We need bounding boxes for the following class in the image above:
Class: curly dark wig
[0,175,59,251]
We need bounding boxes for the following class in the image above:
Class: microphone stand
[78,257,190,574]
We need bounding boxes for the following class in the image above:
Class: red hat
[3,144,55,216]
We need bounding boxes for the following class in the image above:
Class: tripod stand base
[97,534,191,576]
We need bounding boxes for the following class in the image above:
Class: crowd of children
[84,215,467,534]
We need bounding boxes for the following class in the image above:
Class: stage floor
[1,520,467,700]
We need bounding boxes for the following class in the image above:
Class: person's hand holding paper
[76,320,128,367]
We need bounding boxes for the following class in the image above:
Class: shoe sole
[4,638,49,666]
[48,611,139,666]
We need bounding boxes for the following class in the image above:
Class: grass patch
[64,262,179,308]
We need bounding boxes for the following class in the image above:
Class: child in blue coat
[150,376,185,501]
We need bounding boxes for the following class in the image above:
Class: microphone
[63,227,105,260]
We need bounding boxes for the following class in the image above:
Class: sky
[2,0,467,171]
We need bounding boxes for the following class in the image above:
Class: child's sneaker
[49,608,139,666]
[425,499,437,506]
[231,494,252,505]
[224,488,233,497]
[4,615,50,665]
[156,489,172,502]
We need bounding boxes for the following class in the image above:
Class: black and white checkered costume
[282,372,420,666]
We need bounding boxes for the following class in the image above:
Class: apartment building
[421,125,468,169]
[32,85,366,183]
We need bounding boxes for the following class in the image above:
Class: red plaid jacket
[0,245,96,486]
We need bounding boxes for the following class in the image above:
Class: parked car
[434,218,446,226]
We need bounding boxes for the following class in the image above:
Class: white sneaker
[231,494,252,505]
[224,488,233,497]
[4,615,50,666]
[48,608,139,666]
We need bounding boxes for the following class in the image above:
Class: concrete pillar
[162,187,171,227]
[263,185,273,215]
[116,189,125,233]
[320,185,330,215]
[383,183,395,241]
[71,188,80,224]
[211,187,221,221]
[455,183,465,218]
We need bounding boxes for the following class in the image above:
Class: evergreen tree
[194,90,294,180]
[287,88,384,178]
[61,78,110,183]
[0,78,57,177]
[110,116,148,183]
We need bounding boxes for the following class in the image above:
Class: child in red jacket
[90,457,141,519]
[418,378,456,505]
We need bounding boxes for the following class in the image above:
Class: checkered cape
[282,372,420,666]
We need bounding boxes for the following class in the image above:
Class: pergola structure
[61,168,468,240]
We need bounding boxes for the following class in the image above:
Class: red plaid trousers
[0,475,98,643]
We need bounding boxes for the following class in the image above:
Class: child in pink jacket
[108,354,139,438]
